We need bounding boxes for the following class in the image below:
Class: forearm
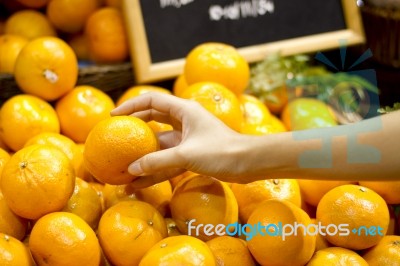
[239,111,400,182]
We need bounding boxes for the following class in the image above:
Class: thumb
[128,148,183,176]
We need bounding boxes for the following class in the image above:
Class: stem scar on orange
[83,116,159,185]
[14,37,78,101]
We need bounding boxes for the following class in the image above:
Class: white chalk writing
[209,0,274,21]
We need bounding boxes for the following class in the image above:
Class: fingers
[157,131,182,149]
[129,168,186,188]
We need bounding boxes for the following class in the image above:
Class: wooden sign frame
[123,0,365,83]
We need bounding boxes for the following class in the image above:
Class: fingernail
[129,161,144,176]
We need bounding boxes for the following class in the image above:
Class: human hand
[111,92,252,188]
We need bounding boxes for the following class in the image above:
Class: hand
[111,92,250,188]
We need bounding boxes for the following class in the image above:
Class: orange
[165,218,181,237]
[105,0,122,9]
[29,212,101,266]
[298,180,356,207]
[316,184,389,250]
[359,181,400,204]
[362,235,400,265]
[306,247,368,266]
[75,143,94,182]
[4,10,56,40]
[184,42,250,95]
[68,33,90,60]
[0,147,10,179]
[47,0,100,33]
[169,174,238,241]
[206,236,256,266]
[24,132,81,175]
[262,85,289,115]
[98,201,167,266]
[84,116,158,185]
[0,21,4,35]
[14,37,78,101]
[310,218,331,252]
[0,233,34,266]
[0,35,28,74]
[139,235,216,266]
[172,74,189,97]
[89,182,106,213]
[56,85,115,143]
[231,179,302,223]
[240,117,287,135]
[239,93,271,126]
[85,7,129,63]
[0,191,28,241]
[247,199,315,266]
[116,85,171,106]
[17,0,49,8]
[0,145,75,220]
[180,81,244,132]
[62,177,103,229]
[169,170,197,190]
[0,94,60,151]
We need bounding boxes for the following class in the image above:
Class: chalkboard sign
[123,0,364,83]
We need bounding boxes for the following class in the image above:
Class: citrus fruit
[84,116,159,185]
[14,37,78,101]
[0,147,10,179]
[0,191,28,241]
[104,0,122,8]
[0,145,75,220]
[17,0,49,8]
[116,85,171,106]
[206,236,256,266]
[316,184,389,250]
[306,247,368,266]
[165,218,181,237]
[75,143,94,182]
[180,81,243,131]
[139,235,216,266]
[85,7,129,63]
[0,233,34,266]
[29,212,101,266]
[55,85,115,143]
[359,181,400,204]
[0,34,28,74]
[362,235,400,265]
[281,97,337,130]
[47,0,100,33]
[298,180,356,207]
[4,10,56,40]
[310,218,331,252]
[169,174,238,241]
[62,177,103,229]
[172,74,188,97]
[24,132,81,175]
[0,94,60,151]
[231,179,302,223]
[239,93,271,127]
[98,201,167,266]
[68,33,90,60]
[247,199,315,266]
[184,42,250,95]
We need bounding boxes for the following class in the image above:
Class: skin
[111,92,400,188]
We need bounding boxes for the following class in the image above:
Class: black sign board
[123,0,364,83]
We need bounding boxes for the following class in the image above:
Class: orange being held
[359,180,400,204]
[206,236,256,266]
[47,0,100,33]
[0,145,75,220]
[316,184,389,250]
[85,7,129,63]
[14,37,78,101]
[0,34,28,74]
[98,201,168,266]
[172,74,189,97]
[169,174,238,241]
[298,179,356,207]
[17,0,49,8]
[231,179,302,223]
[0,233,34,266]
[29,212,101,266]
[0,94,60,151]
[362,235,400,265]
[184,42,250,95]
[84,116,159,185]
[55,85,115,143]
[24,132,81,175]
[246,199,316,266]
[139,235,216,266]
[180,81,244,132]
[0,191,28,241]
[4,10,56,40]
[306,247,368,266]
[62,177,103,229]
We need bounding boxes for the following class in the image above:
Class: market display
[0,0,399,266]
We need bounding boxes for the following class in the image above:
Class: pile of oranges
[0,3,400,264]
